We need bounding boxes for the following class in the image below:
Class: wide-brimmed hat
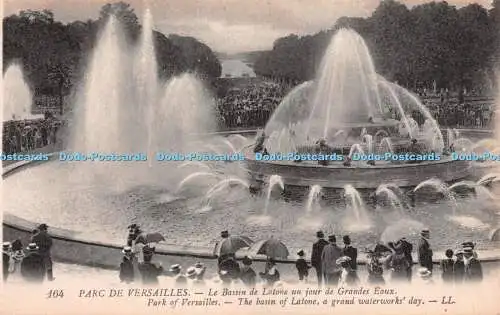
[242,256,253,266]
[26,243,39,251]
[336,256,352,266]
[122,246,133,254]
[169,264,182,273]
[418,267,432,278]
[463,247,474,254]
[194,262,204,269]
[194,263,206,275]
[2,242,12,251]
[186,267,197,278]
[462,242,475,249]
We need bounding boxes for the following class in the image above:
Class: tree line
[254,0,500,93]
[2,2,222,100]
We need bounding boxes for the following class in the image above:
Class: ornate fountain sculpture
[245,29,471,190]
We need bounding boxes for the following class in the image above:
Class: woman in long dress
[8,240,25,282]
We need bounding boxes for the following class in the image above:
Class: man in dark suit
[311,231,328,286]
[21,243,46,283]
[342,235,357,271]
[417,229,433,272]
[2,242,12,282]
[463,246,482,283]
[31,223,54,281]
[398,237,414,282]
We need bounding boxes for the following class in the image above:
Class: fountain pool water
[2,23,500,256]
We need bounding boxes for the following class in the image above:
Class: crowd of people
[0,223,486,288]
[427,102,494,128]
[217,80,293,129]
[215,80,495,130]
[0,83,494,152]
[2,223,55,283]
[112,226,484,288]
[2,116,61,154]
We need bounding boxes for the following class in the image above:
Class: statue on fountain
[315,139,331,166]
[406,139,423,164]
[253,131,268,155]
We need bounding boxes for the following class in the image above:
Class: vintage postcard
[1,0,500,314]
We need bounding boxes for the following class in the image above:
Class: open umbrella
[363,243,392,256]
[135,232,166,245]
[248,238,289,259]
[214,235,254,257]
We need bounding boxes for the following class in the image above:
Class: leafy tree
[98,1,140,40]
[19,9,54,24]
[254,0,497,92]
[2,2,222,111]
[169,35,222,79]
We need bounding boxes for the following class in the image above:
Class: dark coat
[417,238,433,271]
[464,258,483,282]
[31,231,53,256]
[239,267,257,287]
[387,251,410,281]
[219,258,241,279]
[21,252,45,282]
[453,260,465,283]
[367,259,385,285]
[119,257,134,283]
[440,258,454,283]
[2,252,10,279]
[311,239,328,269]
[343,246,358,270]
[138,262,163,285]
[399,240,413,265]
[295,258,310,279]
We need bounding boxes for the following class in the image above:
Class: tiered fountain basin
[247,119,473,189]
[3,137,500,258]
[246,158,472,189]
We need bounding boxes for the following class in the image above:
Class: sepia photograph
[1,0,500,314]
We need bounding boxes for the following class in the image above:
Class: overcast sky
[2,0,493,53]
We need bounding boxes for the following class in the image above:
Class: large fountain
[2,63,44,121]
[246,29,470,189]
[2,19,500,257]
